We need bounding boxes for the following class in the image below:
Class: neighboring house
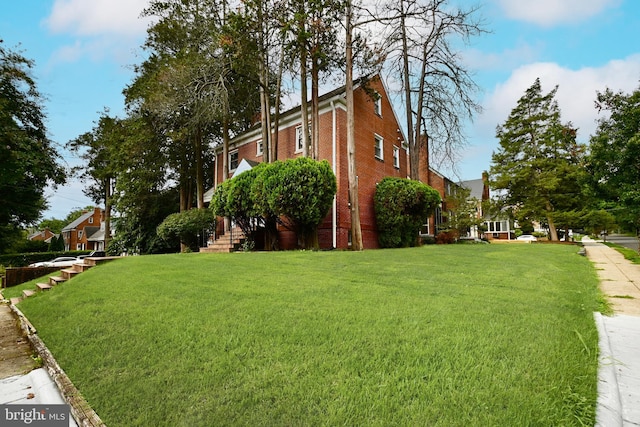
[27,228,56,243]
[208,76,412,249]
[460,175,490,239]
[61,207,106,251]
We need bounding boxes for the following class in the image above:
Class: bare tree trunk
[195,129,205,209]
[346,0,363,251]
[271,44,285,162]
[399,0,418,180]
[222,117,230,181]
[104,177,112,251]
[300,50,310,157]
[546,202,559,241]
[311,57,320,160]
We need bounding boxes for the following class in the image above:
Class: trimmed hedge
[374,177,441,248]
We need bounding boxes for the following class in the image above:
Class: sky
[2,0,640,220]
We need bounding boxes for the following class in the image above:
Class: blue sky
[2,0,640,220]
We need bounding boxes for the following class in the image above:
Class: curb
[593,312,623,427]
[10,303,106,427]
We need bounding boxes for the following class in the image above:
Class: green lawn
[604,242,640,264]
[17,244,603,426]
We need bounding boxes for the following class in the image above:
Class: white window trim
[88,217,94,224]
[229,150,239,171]
[295,124,310,153]
[393,145,400,168]
[256,139,263,156]
[374,134,384,160]
[374,92,382,116]
[78,230,83,239]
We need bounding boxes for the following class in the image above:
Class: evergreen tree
[490,78,586,241]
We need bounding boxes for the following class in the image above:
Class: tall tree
[109,114,179,254]
[0,42,66,250]
[133,0,260,211]
[490,78,585,241]
[588,84,640,235]
[383,0,484,179]
[344,0,363,250]
[67,111,122,250]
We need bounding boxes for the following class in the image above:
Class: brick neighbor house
[27,228,56,243]
[61,207,106,251]
[207,76,461,250]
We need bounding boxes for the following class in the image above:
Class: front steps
[11,256,120,304]
[200,227,246,253]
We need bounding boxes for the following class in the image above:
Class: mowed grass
[17,244,602,426]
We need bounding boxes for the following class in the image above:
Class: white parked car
[516,235,537,242]
[30,257,79,268]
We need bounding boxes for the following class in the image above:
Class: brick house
[27,228,56,243]
[61,207,106,251]
[208,76,457,250]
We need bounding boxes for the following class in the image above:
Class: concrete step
[49,276,66,286]
[36,282,53,291]
[10,297,22,305]
[22,289,36,298]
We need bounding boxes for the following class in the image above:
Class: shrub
[255,158,337,249]
[157,209,215,252]
[435,231,456,244]
[374,177,441,248]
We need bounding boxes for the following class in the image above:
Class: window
[295,124,310,153]
[256,139,263,156]
[88,217,94,224]
[374,134,384,160]
[374,92,382,116]
[487,220,508,232]
[393,145,400,168]
[78,230,83,239]
[229,150,239,171]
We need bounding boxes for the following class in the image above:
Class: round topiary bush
[374,177,441,248]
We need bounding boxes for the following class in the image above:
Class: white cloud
[45,0,152,37]
[464,41,544,71]
[478,54,640,143]
[458,54,640,179]
[494,0,622,27]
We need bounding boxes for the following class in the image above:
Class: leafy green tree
[374,177,441,248]
[587,84,640,234]
[67,112,122,250]
[38,218,66,234]
[490,78,586,241]
[109,114,178,255]
[157,208,215,252]
[444,186,485,239]
[582,209,617,238]
[0,42,66,251]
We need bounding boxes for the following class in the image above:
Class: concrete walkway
[0,297,79,426]
[583,237,640,427]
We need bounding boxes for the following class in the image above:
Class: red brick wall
[213,78,410,249]
[64,208,103,250]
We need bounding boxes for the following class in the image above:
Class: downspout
[331,101,337,248]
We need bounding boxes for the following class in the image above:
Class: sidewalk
[583,237,640,427]
[0,298,79,426]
